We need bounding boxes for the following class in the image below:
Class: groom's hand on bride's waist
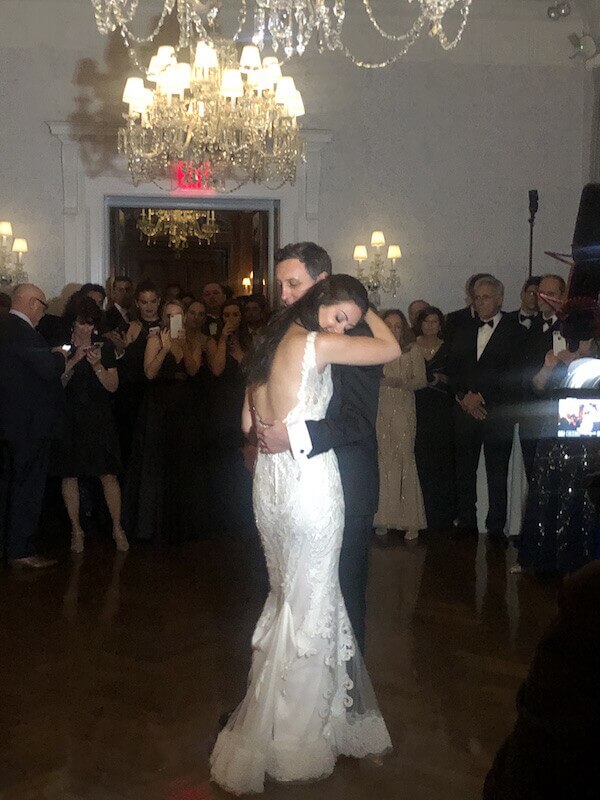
[258,420,291,454]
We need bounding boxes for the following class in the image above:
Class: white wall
[0,0,594,312]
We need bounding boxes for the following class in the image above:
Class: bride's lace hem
[210,712,391,795]
[330,710,393,759]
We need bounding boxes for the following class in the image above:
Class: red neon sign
[175,160,213,190]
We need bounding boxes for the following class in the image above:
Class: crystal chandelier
[245,0,473,66]
[91,1,474,71]
[353,231,401,305]
[119,39,304,187]
[138,208,220,250]
[0,221,29,286]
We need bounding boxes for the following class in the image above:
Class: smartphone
[553,330,567,356]
[169,313,183,339]
[148,325,161,336]
[61,344,72,353]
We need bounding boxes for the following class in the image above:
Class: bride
[210,275,399,795]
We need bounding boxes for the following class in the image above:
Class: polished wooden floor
[0,528,560,800]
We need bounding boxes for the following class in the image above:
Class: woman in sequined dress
[374,310,427,541]
[514,303,600,576]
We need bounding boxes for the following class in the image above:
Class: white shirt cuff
[287,420,313,462]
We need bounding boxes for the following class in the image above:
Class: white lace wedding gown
[210,332,391,795]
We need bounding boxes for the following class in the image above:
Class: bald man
[201,282,226,336]
[0,284,67,567]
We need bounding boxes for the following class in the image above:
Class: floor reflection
[0,531,559,800]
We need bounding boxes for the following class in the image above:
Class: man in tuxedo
[104,275,133,333]
[505,276,540,330]
[0,284,67,567]
[257,242,381,653]
[408,299,429,334]
[519,274,567,481]
[201,282,226,336]
[448,276,526,541]
[443,272,494,346]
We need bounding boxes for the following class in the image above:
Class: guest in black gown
[515,301,600,576]
[51,296,128,553]
[124,299,188,542]
[114,281,161,467]
[205,300,254,532]
[413,306,456,530]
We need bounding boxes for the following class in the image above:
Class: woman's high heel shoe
[70,530,84,554]
[112,529,129,552]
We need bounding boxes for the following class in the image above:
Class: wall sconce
[242,276,252,294]
[353,230,401,305]
[0,220,29,286]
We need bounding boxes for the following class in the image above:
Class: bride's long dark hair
[244,274,369,386]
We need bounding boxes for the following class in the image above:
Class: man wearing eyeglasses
[0,284,67,568]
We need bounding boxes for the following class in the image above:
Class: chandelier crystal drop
[91,0,474,69]
[137,208,220,250]
[118,38,305,188]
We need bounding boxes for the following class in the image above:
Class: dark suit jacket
[0,313,65,441]
[304,320,382,517]
[504,309,539,330]
[102,305,130,334]
[484,560,600,800]
[443,305,477,346]
[448,313,527,411]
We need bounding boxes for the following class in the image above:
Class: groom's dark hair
[275,242,332,280]
[244,274,368,387]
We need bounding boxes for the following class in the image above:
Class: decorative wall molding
[47,121,332,287]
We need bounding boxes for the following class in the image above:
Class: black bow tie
[519,313,535,323]
[478,319,494,329]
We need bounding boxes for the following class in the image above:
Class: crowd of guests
[1,259,600,579]
[0,278,268,566]
[373,271,600,581]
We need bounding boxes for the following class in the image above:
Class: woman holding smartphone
[51,295,128,553]
[124,300,189,542]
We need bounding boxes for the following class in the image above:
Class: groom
[258,242,381,653]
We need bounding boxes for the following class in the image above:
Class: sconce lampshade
[0,221,13,237]
[353,245,368,262]
[12,237,28,254]
[370,231,386,248]
[387,245,402,260]
[242,277,252,288]
[194,42,219,70]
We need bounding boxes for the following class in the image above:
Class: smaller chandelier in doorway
[137,209,220,251]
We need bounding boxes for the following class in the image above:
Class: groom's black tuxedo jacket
[448,313,527,411]
[304,321,382,517]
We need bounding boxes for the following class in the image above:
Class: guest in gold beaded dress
[374,310,427,541]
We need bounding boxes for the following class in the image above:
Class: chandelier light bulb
[220,68,244,98]
[194,41,218,70]
[156,45,175,66]
[274,76,296,104]
[387,245,401,260]
[122,76,145,104]
[370,230,386,248]
[262,56,282,81]
[130,87,153,114]
[240,45,262,72]
[286,90,305,117]
[353,245,368,262]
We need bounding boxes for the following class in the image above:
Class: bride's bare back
[251,324,311,425]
